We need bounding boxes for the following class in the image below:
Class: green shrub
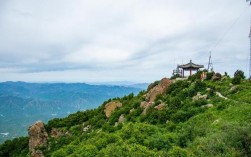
[206,72,214,80]
[167,146,191,157]
[234,70,245,79]
[232,76,241,85]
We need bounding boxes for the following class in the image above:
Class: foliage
[234,70,245,79]
[0,137,29,157]
[147,80,160,91]
[232,70,245,85]
[1,71,251,156]
[206,72,214,80]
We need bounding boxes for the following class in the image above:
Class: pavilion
[178,60,204,77]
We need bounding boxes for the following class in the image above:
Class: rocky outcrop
[201,104,214,108]
[146,78,172,103]
[129,108,135,113]
[140,101,152,115]
[212,73,222,81]
[104,101,122,118]
[141,78,172,115]
[31,150,44,157]
[83,125,91,132]
[28,121,48,157]
[193,92,208,101]
[154,103,166,110]
[216,92,228,100]
[118,114,126,124]
[50,128,63,138]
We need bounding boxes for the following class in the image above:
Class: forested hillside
[1,71,251,157]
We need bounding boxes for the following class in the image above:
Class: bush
[206,72,214,80]
[167,146,191,157]
[147,80,160,91]
[188,71,203,82]
[232,76,241,85]
[232,70,245,85]
[194,80,206,91]
[234,70,245,79]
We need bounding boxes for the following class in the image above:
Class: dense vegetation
[1,70,251,157]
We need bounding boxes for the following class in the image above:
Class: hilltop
[1,71,251,157]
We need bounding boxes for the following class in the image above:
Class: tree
[234,70,245,79]
[232,70,245,85]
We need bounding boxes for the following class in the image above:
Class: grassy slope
[1,76,251,157]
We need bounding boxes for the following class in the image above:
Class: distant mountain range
[0,81,146,143]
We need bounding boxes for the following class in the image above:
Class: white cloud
[0,0,250,82]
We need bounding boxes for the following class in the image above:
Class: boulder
[118,114,126,124]
[201,104,214,108]
[83,125,91,132]
[50,128,63,138]
[140,78,172,115]
[28,121,48,157]
[154,103,166,110]
[193,92,208,101]
[212,73,222,81]
[129,108,135,113]
[104,101,122,118]
[146,78,172,103]
[140,101,152,115]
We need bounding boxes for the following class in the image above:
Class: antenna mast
[208,51,214,72]
[249,20,251,80]
[247,0,251,79]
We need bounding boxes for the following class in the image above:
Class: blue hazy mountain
[0,81,144,143]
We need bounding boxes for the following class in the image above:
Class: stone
[145,78,172,103]
[50,128,63,138]
[104,101,122,118]
[129,108,135,113]
[212,73,222,81]
[28,121,48,157]
[140,101,152,115]
[154,103,166,110]
[230,86,238,92]
[83,125,91,132]
[216,92,228,100]
[140,78,172,115]
[31,150,44,157]
[201,104,214,108]
[118,114,126,124]
[193,92,208,101]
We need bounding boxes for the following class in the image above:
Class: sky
[0,0,250,83]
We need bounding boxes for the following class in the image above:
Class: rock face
[104,101,123,118]
[28,121,48,157]
[31,150,44,157]
[146,78,172,103]
[141,78,172,115]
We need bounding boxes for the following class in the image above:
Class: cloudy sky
[0,0,250,83]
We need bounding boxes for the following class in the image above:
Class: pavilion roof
[178,60,204,69]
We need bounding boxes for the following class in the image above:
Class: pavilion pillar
[190,69,192,76]
[182,69,184,77]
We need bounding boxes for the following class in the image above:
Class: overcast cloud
[0,0,250,83]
